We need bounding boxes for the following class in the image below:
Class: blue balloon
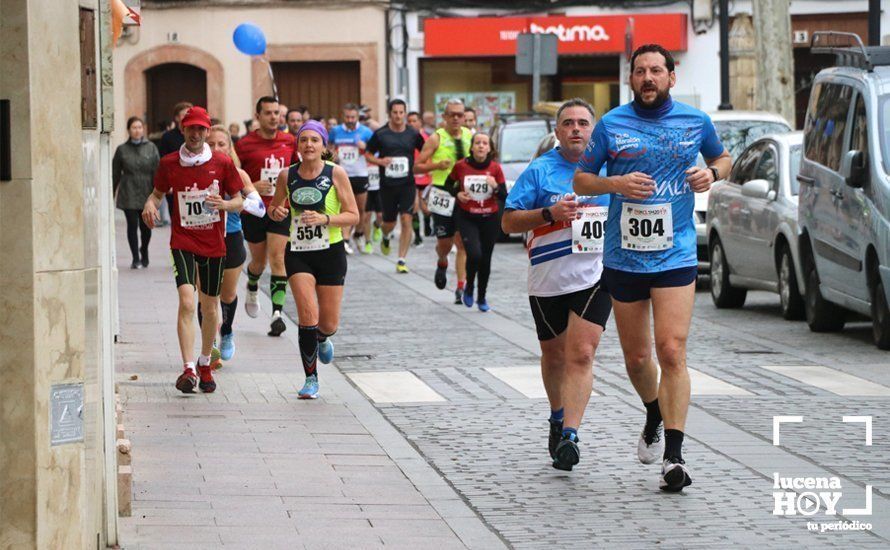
[233,23,266,56]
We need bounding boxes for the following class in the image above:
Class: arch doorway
[145,63,207,136]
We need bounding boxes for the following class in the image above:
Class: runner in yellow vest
[416,98,472,304]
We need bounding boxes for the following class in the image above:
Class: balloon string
[265,59,279,102]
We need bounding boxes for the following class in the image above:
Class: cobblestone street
[118,224,890,548]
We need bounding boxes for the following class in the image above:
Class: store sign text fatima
[424,14,687,57]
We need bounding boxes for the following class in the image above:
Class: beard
[632,83,670,109]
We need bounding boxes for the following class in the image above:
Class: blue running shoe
[478,299,490,312]
[318,339,334,364]
[298,374,319,399]
[462,286,474,308]
[219,333,235,361]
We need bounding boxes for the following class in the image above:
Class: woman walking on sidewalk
[114,116,160,268]
[445,132,506,312]
[200,125,267,361]
[268,121,359,399]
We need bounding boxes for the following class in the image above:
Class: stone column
[0,0,113,547]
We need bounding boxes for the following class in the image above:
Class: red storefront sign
[424,14,687,57]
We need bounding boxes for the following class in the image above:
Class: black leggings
[123,208,151,262]
[457,211,498,301]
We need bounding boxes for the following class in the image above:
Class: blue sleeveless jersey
[577,98,724,273]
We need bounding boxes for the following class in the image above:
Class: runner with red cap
[268,120,359,399]
[142,106,245,394]
[235,96,298,337]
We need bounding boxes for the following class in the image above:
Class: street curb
[255,287,509,550]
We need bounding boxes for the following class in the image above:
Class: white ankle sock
[197,355,210,367]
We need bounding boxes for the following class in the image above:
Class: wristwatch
[708,166,720,182]
[541,207,554,224]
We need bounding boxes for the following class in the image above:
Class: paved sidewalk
[115,221,503,549]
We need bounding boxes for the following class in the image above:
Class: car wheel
[804,262,845,332]
[777,245,805,320]
[709,236,746,308]
[870,277,890,350]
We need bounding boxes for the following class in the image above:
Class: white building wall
[112,5,386,145]
[399,0,888,115]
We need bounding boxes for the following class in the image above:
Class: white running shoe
[637,427,664,465]
[245,290,259,318]
[660,457,692,492]
[344,241,354,255]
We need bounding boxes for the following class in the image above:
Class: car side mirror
[840,150,865,188]
[741,179,772,200]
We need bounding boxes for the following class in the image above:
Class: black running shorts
[241,209,290,244]
[529,282,612,341]
[284,241,347,286]
[380,184,416,222]
[224,231,247,269]
[349,176,369,195]
[433,212,456,239]
[171,249,225,297]
[367,190,382,213]
[601,266,697,303]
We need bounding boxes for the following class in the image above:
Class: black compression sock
[270,275,287,314]
[664,429,684,461]
[220,297,237,336]
[298,325,319,377]
[643,398,663,442]
[246,267,261,292]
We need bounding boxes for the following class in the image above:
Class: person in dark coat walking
[114,116,160,268]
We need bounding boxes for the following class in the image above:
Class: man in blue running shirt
[329,103,375,254]
[503,99,612,472]
[574,44,731,492]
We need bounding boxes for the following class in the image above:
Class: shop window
[79,8,97,129]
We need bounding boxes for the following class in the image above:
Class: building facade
[1,0,119,547]
[392,0,889,129]
[112,0,388,145]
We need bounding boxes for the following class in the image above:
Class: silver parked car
[797,33,890,349]
[707,132,805,319]
[696,111,792,270]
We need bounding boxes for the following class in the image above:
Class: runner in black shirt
[365,99,425,273]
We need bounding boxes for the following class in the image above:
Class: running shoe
[219,333,235,361]
[175,367,198,394]
[354,234,365,251]
[548,418,563,459]
[637,425,664,465]
[245,289,259,318]
[413,234,423,248]
[478,299,490,313]
[380,236,391,256]
[454,287,463,305]
[462,287,474,308]
[318,339,334,364]
[396,260,409,274]
[197,363,216,393]
[434,264,447,289]
[298,374,319,399]
[362,242,373,255]
[130,260,140,269]
[660,457,692,492]
[268,311,286,337]
[372,226,383,243]
[344,241,354,255]
[210,345,221,364]
[552,433,580,471]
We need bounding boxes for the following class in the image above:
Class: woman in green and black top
[113,116,160,268]
[269,120,359,399]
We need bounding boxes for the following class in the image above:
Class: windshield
[500,123,550,164]
[881,95,890,174]
[789,145,802,195]
[714,120,792,159]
